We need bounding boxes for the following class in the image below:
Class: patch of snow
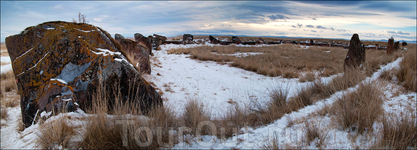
[45,27,55,30]
[17,51,50,76]
[13,48,33,62]
[1,64,12,73]
[1,56,11,63]
[50,78,68,84]
[75,28,96,33]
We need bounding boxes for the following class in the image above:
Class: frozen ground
[1,43,415,149]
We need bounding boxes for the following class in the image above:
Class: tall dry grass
[331,82,383,134]
[396,45,416,92]
[77,78,180,149]
[168,45,346,78]
[375,113,417,149]
[363,49,401,76]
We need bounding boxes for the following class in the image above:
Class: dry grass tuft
[299,72,316,82]
[363,49,400,77]
[332,82,383,134]
[182,99,211,135]
[36,116,76,149]
[1,70,17,93]
[396,46,416,92]
[302,120,328,148]
[218,104,252,138]
[1,106,8,120]
[375,113,417,149]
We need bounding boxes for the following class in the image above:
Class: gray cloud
[311,30,317,33]
[297,23,302,28]
[316,25,327,29]
[306,25,314,28]
[268,14,289,20]
[387,31,411,35]
[337,29,347,32]
[291,25,297,28]
[330,27,334,31]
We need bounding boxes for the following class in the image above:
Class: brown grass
[182,99,211,135]
[396,45,416,92]
[78,78,180,149]
[36,116,76,149]
[1,106,8,120]
[331,82,383,134]
[363,49,400,76]
[375,113,417,149]
[168,45,346,78]
[299,72,316,82]
[1,70,17,93]
[302,120,328,148]
[217,104,253,138]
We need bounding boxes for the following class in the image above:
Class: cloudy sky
[1,1,416,42]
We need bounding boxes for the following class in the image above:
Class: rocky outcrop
[344,34,365,70]
[387,37,394,55]
[115,34,151,74]
[232,36,241,44]
[183,34,194,44]
[6,21,162,127]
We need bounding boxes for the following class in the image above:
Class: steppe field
[1,37,416,149]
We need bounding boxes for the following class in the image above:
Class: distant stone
[402,41,407,47]
[394,41,400,51]
[258,38,265,44]
[6,21,162,127]
[232,36,241,44]
[209,35,219,44]
[151,34,167,50]
[183,34,194,44]
[344,34,365,70]
[387,37,394,55]
[115,33,151,74]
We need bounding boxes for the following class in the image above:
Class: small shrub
[302,120,328,148]
[1,70,17,92]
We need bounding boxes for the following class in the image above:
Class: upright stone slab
[5,21,162,127]
[344,34,366,70]
[134,33,152,55]
[232,36,241,44]
[387,37,394,55]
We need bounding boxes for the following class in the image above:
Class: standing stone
[310,39,314,46]
[152,34,167,50]
[394,41,400,51]
[6,21,162,127]
[387,37,394,55]
[344,34,366,70]
[231,36,241,44]
[115,34,151,74]
[134,33,152,55]
[183,34,194,44]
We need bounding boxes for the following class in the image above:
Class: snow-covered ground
[1,43,415,149]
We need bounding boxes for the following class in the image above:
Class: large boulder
[387,37,394,55]
[344,34,365,70]
[402,41,407,47]
[394,41,400,51]
[115,34,151,74]
[183,34,194,44]
[6,21,162,127]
